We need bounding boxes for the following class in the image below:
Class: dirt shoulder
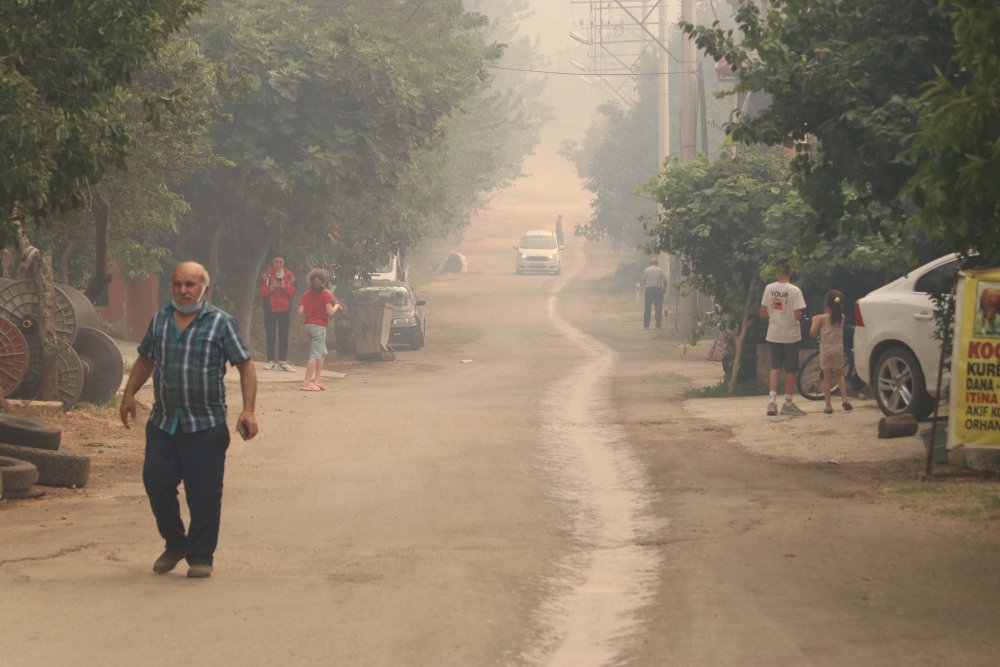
[557,241,1000,665]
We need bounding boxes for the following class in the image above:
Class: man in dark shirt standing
[120,261,258,579]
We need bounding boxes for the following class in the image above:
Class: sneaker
[187,563,213,579]
[781,401,807,416]
[152,548,187,574]
[278,361,292,372]
[265,361,276,370]
[766,401,778,416]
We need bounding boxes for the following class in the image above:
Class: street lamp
[569,31,591,46]
[569,60,588,72]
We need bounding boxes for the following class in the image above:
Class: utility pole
[657,1,670,165]
[676,0,700,337]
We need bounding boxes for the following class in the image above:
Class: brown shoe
[187,563,213,578]
[152,548,187,574]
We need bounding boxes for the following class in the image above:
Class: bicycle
[797,322,866,401]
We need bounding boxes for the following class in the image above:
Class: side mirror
[513,245,519,251]
[559,245,566,251]
[416,299,426,306]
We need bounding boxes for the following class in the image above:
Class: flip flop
[314,382,327,390]
[299,383,321,392]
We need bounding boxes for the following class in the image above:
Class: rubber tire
[0,455,40,492]
[0,415,61,450]
[0,443,89,488]
[872,346,935,420]
[412,327,424,350]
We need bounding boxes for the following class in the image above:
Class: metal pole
[658,0,670,165]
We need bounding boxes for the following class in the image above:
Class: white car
[854,253,985,419]
[514,230,563,275]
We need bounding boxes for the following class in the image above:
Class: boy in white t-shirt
[759,258,807,416]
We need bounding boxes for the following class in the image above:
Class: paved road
[5,211,1000,667]
[0,220,661,665]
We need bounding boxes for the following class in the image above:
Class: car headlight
[546,254,555,260]
[520,253,529,259]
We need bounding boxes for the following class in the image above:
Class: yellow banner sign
[955,268,1000,445]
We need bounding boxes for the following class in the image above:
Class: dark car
[336,281,426,350]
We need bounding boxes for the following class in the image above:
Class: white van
[369,252,407,282]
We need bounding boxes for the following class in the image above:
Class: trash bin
[349,303,393,359]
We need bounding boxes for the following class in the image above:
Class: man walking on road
[759,257,807,416]
[642,257,668,329]
[120,261,258,579]
[259,253,297,371]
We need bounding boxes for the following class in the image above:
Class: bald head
[173,261,209,286]
[171,262,210,309]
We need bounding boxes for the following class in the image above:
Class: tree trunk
[58,215,87,284]
[233,233,274,338]
[84,191,111,301]
[728,275,759,396]
[14,222,59,401]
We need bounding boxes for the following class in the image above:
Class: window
[520,235,557,249]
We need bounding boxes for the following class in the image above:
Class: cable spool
[0,316,29,395]
[73,327,124,405]
[0,280,78,345]
[54,340,84,412]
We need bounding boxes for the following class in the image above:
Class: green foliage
[646,146,803,331]
[0,0,205,226]
[560,71,659,249]
[682,0,954,242]
[905,1,1000,265]
[645,146,920,336]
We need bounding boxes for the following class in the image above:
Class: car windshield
[354,286,411,306]
[521,235,557,249]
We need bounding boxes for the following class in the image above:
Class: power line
[488,65,698,77]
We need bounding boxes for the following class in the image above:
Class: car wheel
[872,346,935,419]
[412,328,424,350]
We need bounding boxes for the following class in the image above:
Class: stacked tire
[0,415,90,500]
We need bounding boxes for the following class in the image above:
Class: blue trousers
[143,422,230,565]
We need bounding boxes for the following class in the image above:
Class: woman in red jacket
[259,254,297,370]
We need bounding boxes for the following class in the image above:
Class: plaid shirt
[138,304,252,435]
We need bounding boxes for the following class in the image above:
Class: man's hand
[120,355,154,429]
[120,393,137,428]
[237,410,258,440]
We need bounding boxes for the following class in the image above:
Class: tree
[179,0,503,331]
[561,70,659,249]
[0,0,205,228]
[646,145,918,387]
[905,1,1000,265]
[32,37,223,293]
[682,0,955,242]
